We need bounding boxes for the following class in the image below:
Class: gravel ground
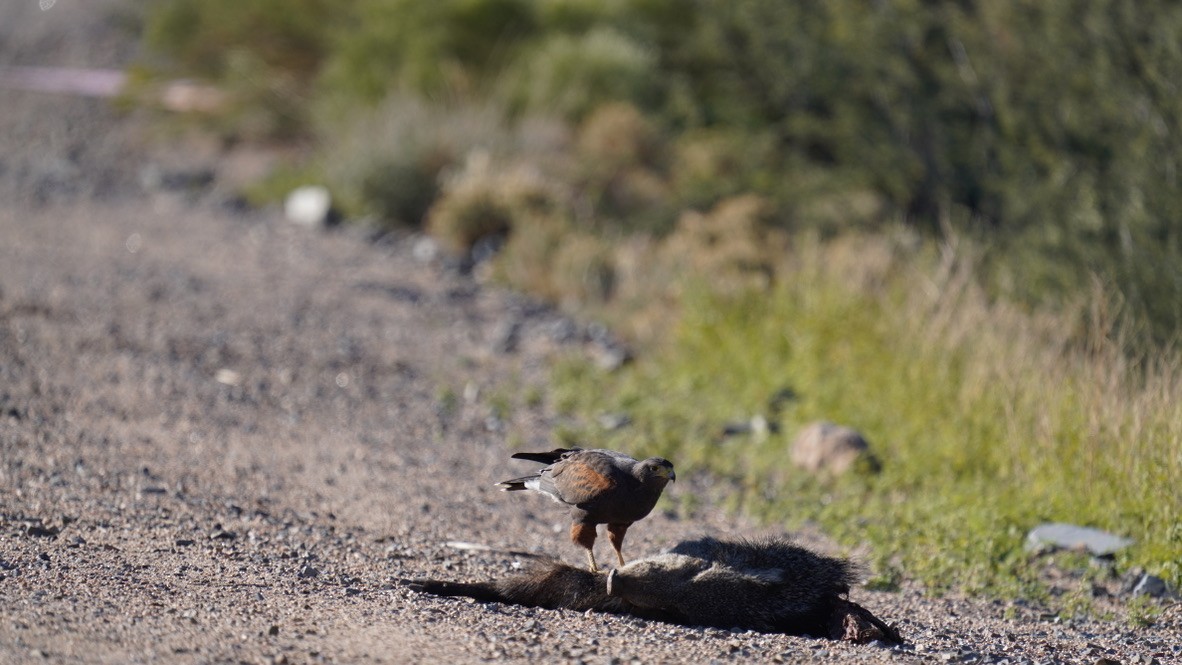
[2,3,1180,664]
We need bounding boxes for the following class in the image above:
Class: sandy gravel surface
[2,3,1180,664]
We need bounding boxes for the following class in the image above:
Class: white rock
[1024,523,1133,556]
[285,185,333,228]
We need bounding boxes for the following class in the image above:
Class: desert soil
[1,3,1179,664]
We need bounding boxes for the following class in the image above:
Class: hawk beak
[667,468,676,482]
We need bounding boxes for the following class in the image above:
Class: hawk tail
[496,475,536,491]
[510,447,579,464]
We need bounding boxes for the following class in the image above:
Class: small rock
[1131,573,1170,598]
[345,587,361,596]
[463,381,480,404]
[285,185,334,228]
[214,368,241,386]
[789,421,879,476]
[139,164,215,192]
[484,415,504,432]
[721,415,777,440]
[470,234,505,266]
[298,565,320,579]
[175,539,195,547]
[268,625,280,637]
[597,412,631,431]
[25,524,59,538]
[412,236,438,263]
[548,318,579,344]
[592,343,631,372]
[210,530,237,541]
[491,320,521,354]
[1024,523,1133,556]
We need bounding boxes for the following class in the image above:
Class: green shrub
[318,97,508,226]
[323,0,538,101]
[499,27,660,120]
[142,0,341,137]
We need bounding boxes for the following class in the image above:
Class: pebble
[25,525,59,538]
[490,320,520,354]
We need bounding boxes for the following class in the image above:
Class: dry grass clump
[426,150,560,253]
[319,97,510,226]
[660,194,787,293]
[577,102,662,171]
[575,102,673,229]
[550,233,617,308]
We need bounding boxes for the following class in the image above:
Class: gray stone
[592,343,631,371]
[1131,573,1169,598]
[490,320,521,354]
[789,421,879,475]
[1024,523,1133,556]
[597,412,632,431]
[412,236,439,263]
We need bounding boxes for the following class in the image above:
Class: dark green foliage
[657,0,1182,346]
[324,0,538,100]
[358,158,441,227]
[144,0,339,81]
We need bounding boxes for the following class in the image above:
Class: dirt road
[2,3,1179,664]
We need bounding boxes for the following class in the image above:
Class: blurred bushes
[143,0,340,137]
[140,0,1182,346]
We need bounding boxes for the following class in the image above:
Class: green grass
[550,233,1182,599]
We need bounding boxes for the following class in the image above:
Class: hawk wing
[539,451,622,507]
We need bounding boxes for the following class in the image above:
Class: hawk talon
[586,550,600,573]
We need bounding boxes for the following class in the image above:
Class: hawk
[497,447,675,572]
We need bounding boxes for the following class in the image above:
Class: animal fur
[405,536,902,644]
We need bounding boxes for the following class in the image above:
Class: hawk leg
[606,523,631,567]
[571,522,600,572]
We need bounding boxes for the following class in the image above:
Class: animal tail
[496,475,536,491]
[509,447,579,464]
[401,579,506,604]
